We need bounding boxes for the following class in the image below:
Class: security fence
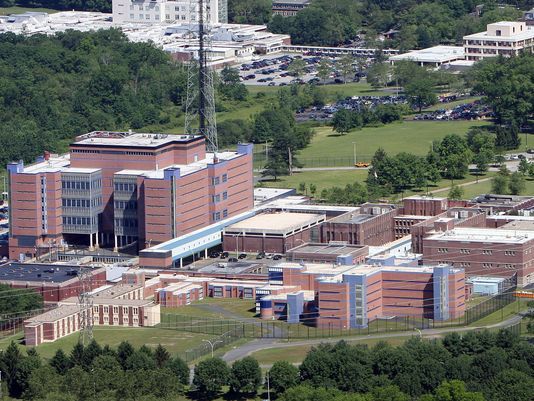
[160,289,521,340]
[179,328,243,363]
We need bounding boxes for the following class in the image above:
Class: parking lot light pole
[352,142,357,164]
[202,339,223,358]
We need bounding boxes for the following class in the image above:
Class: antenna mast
[78,265,94,345]
[184,0,218,153]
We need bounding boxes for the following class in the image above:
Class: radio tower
[78,266,94,345]
[184,0,218,153]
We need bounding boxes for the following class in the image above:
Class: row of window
[438,248,516,256]
[212,209,228,221]
[62,216,97,226]
[62,198,102,208]
[115,218,138,228]
[211,174,228,186]
[98,306,138,315]
[211,192,228,203]
[62,179,101,190]
[72,149,153,156]
[114,183,137,192]
[114,200,137,210]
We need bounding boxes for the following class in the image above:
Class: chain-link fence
[179,328,243,363]
[160,290,521,340]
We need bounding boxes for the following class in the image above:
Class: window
[438,248,448,253]
[123,307,128,314]
[133,308,138,315]
[130,13,134,19]
[483,249,492,255]
[223,209,228,218]
[460,249,470,254]
[212,177,220,186]
[505,251,516,256]
[222,191,228,200]
[113,306,119,314]
[103,306,109,313]
[222,174,228,182]
[213,212,221,221]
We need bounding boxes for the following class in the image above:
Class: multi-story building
[112,0,221,25]
[320,204,397,246]
[7,131,253,259]
[272,0,310,17]
[463,21,534,61]
[423,227,534,287]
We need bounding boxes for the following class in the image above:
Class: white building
[112,0,220,25]
[388,45,465,67]
[463,21,534,61]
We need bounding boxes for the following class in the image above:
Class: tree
[436,134,473,180]
[317,58,332,85]
[229,356,262,395]
[424,380,485,401]
[298,182,307,195]
[49,349,71,375]
[448,185,464,200]
[0,284,43,323]
[405,76,437,112]
[154,344,171,369]
[268,360,300,394]
[338,55,354,84]
[288,58,306,80]
[491,175,509,194]
[509,172,526,195]
[262,157,289,181]
[518,158,530,175]
[366,62,390,89]
[309,183,317,197]
[332,109,354,135]
[219,65,248,101]
[193,358,230,398]
[117,341,135,369]
[168,356,190,385]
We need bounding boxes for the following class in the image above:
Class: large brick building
[7,131,253,259]
[423,227,534,287]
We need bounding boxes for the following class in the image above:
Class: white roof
[389,46,464,63]
[225,212,325,234]
[426,227,534,244]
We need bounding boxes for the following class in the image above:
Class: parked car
[220,251,229,259]
[256,252,266,259]
[210,251,220,258]
[266,253,274,259]
[238,253,247,259]
[273,254,283,260]
[228,257,238,263]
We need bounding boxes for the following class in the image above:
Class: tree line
[1,326,531,400]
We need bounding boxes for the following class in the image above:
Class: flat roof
[389,46,464,63]
[426,228,534,244]
[500,220,534,231]
[272,262,356,276]
[464,26,534,41]
[198,261,265,275]
[0,263,102,284]
[74,131,202,149]
[92,283,143,299]
[287,242,367,256]
[331,212,375,224]
[225,212,325,235]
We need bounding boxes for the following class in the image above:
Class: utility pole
[266,372,271,401]
[352,142,357,165]
[288,147,293,176]
[78,265,94,345]
[265,141,269,163]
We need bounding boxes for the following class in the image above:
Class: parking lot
[239,53,372,87]
[414,100,493,121]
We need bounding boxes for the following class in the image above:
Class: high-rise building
[112,0,221,25]
[7,131,253,260]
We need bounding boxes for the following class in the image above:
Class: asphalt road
[221,313,525,364]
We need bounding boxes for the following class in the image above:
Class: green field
[247,82,388,98]
[0,6,59,15]
[163,298,257,319]
[0,327,212,359]
[457,177,534,199]
[261,169,496,199]
[299,120,490,163]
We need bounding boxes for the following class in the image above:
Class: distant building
[272,0,310,17]
[388,46,465,67]
[523,8,534,26]
[112,0,221,25]
[463,21,534,61]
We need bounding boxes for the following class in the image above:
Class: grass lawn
[0,6,59,14]
[469,299,529,327]
[163,298,257,319]
[260,169,496,200]
[299,120,490,163]
[250,336,409,365]
[459,177,534,199]
[261,169,368,194]
[0,327,212,359]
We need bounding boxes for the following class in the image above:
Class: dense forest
[0,29,188,168]
[0,327,532,400]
